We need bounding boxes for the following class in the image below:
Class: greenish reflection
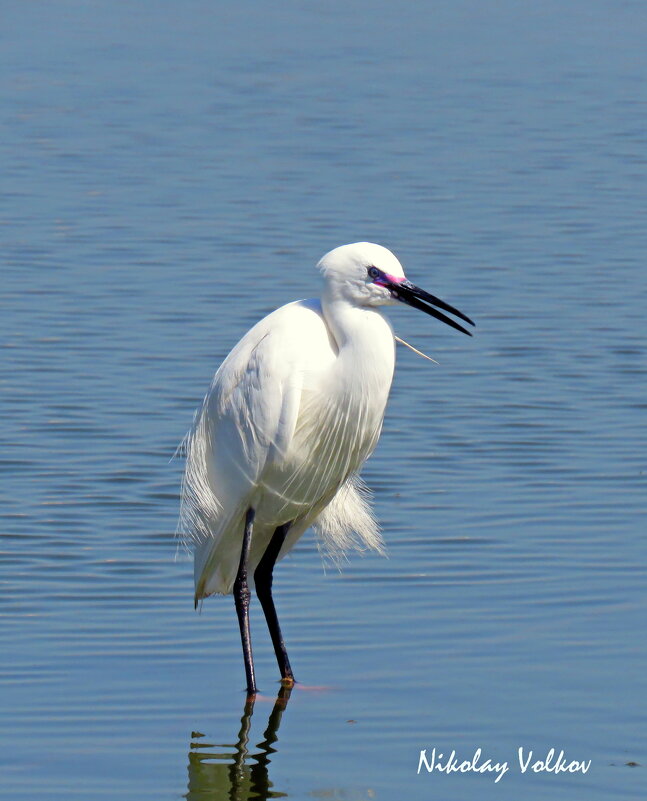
[185,685,292,800]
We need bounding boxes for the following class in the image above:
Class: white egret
[179,242,473,694]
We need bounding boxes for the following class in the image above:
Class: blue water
[1,1,646,799]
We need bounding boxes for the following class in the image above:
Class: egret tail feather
[313,474,385,563]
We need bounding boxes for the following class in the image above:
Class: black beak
[389,279,475,336]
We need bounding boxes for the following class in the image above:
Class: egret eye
[367,266,380,280]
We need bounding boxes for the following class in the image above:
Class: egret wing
[180,310,304,552]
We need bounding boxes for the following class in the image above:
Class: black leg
[254,521,295,685]
[234,508,257,695]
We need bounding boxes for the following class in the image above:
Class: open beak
[389,279,475,336]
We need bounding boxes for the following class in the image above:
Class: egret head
[317,242,474,335]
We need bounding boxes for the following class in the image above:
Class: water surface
[1,1,646,799]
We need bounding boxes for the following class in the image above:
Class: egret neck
[320,292,396,453]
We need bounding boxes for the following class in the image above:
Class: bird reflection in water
[185,685,292,800]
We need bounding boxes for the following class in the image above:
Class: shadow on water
[185,686,292,800]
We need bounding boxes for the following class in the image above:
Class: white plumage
[178,242,473,693]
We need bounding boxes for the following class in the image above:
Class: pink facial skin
[374,272,406,287]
